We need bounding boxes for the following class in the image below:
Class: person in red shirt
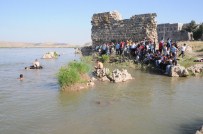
[120,41,125,55]
[159,40,164,54]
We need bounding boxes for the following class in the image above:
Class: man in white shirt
[179,44,187,58]
[33,59,40,67]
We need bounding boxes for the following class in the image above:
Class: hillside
[0,41,80,48]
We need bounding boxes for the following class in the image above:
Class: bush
[100,54,109,63]
[193,23,203,40]
[57,61,89,87]
[54,51,59,57]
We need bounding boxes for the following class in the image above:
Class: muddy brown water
[0,48,203,134]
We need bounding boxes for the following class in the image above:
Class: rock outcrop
[186,45,193,53]
[112,69,133,82]
[42,51,59,59]
[195,126,203,134]
[81,46,92,56]
[74,48,81,54]
[169,65,189,77]
[94,68,133,83]
[187,64,203,75]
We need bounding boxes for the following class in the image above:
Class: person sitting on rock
[94,60,104,77]
[95,60,103,70]
[33,59,40,67]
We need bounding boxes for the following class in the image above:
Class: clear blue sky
[0,0,202,45]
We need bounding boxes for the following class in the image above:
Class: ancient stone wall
[91,11,157,47]
[157,23,193,41]
[157,31,193,41]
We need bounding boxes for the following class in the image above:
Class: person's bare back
[95,60,103,69]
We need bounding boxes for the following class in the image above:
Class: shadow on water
[179,119,203,134]
[43,82,59,91]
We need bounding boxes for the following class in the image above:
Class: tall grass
[57,61,90,87]
[81,56,93,63]
[99,54,109,63]
[54,51,59,57]
[68,61,89,74]
[178,55,197,68]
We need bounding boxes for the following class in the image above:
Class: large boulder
[95,68,110,78]
[187,64,203,75]
[121,69,133,82]
[42,53,53,59]
[74,48,81,54]
[195,125,203,134]
[81,46,92,56]
[112,69,133,83]
[94,68,133,83]
[112,69,123,83]
[186,45,193,53]
[42,51,59,59]
[169,65,189,77]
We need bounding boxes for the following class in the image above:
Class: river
[0,48,203,134]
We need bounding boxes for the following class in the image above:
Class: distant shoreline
[0,41,82,48]
[0,41,91,48]
[0,46,78,48]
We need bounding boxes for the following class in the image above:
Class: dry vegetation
[177,41,203,57]
[177,41,203,67]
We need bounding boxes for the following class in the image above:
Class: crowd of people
[94,37,187,75]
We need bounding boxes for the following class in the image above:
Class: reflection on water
[0,48,203,134]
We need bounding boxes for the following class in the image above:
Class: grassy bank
[178,55,197,68]
[57,61,90,90]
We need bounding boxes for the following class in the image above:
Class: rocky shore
[80,43,203,77]
[196,126,203,134]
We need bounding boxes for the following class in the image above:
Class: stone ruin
[157,23,193,41]
[91,11,158,47]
